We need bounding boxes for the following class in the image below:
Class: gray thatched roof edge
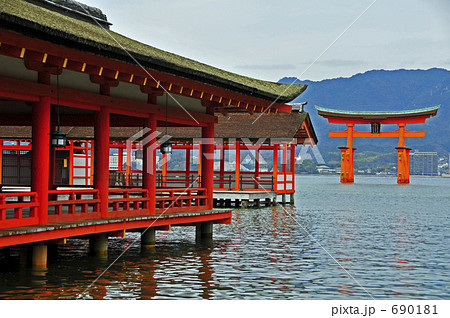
[0,112,318,144]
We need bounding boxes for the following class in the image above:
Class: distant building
[409,151,438,176]
[317,165,335,174]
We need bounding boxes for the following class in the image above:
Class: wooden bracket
[90,74,119,87]
[24,60,62,74]
[140,85,164,95]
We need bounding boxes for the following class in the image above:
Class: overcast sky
[80,0,449,82]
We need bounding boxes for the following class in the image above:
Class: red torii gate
[316,106,440,184]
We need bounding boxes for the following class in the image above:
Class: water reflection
[0,176,449,299]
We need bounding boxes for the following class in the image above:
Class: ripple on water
[0,176,450,299]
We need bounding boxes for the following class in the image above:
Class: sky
[80,0,450,82]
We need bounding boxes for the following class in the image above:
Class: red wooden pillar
[118,147,123,173]
[94,107,110,218]
[339,147,355,184]
[234,141,240,190]
[197,141,202,179]
[185,147,191,187]
[398,124,406,148]
[219,145,225,189]
[48,123,56,189]
[347,124,355,183]
[272,143,278,192]
[37,72,55,190]
[143,115,157,214]
[125,140,131,186]
[201,124,214,209]
[254,147,259,189]
[396,123,410,184]
[339,147,348,183]
[282,143,288,192]
[89,142,94,185]
[68,141,74,185]
[396,147,411,184]
[339,124,355,184]
[31,96,51,224]
[290,143,296,189]
[162,153,168,187]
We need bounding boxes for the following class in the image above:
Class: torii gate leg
[396,124,411,184]
[339,124,355,184]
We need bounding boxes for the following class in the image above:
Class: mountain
[279,68,450,157]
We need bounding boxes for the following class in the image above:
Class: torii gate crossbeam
[316,105,440,184]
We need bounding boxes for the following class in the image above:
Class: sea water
[0,175,449,299]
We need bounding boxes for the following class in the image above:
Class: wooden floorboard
[0,210,231,238]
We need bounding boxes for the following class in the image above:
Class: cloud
[313,59,369,67]
[235,64,297,71]
[440,58,450,66]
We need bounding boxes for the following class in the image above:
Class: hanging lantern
[51,130,67,147]
[160,141,172,154]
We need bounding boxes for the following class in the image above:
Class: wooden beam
[0,114,145,127]
[0,75,216,126]
[324,117,431,125]
[329,130,426,138]
[46,238,67,244]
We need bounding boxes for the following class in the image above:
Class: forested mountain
[280,68,450,158]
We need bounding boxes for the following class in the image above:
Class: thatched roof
[165,111,318,143]
[0,111,318,144]
[0,0,306,103]
[24,0,111,28]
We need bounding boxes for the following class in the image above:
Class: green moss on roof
[0,0,306,102]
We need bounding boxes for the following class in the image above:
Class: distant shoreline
[296,173,448,178]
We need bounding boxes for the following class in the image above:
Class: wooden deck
[0,210,231,247]
[0,188,231,248]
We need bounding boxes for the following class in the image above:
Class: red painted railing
[0,186,210,229]
[112,169,295,194]
[156,188,208,213]
[213,171,294,193]
[157,175,201,188]
[0,192,39,229]
[108,188,150,218]
[48,189,100,223]
[275,171,295,194]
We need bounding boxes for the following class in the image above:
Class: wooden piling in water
[89,234,108,256]
[141,228,156,249]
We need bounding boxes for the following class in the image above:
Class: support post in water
[89,233,108,256]
[141,228,156,248]
[196,221,213,240]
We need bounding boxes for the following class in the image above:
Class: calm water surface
[0,176,449,299]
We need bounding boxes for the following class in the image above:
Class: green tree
[298,160,318,174]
